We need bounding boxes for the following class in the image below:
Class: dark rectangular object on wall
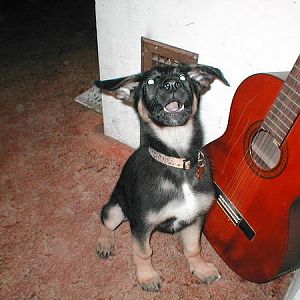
[141,37,199,71]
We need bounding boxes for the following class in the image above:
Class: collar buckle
[183,159,191,170]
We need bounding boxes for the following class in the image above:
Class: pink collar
[148,147,206,171]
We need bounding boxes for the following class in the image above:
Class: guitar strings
[223,63,300,213]
[251,68,300,193]
[238,69,300,209]
[226,109,280,211]
[220,90,269,201]
[241,67,299,209]
[221,77,273,206]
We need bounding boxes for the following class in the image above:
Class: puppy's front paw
[192,261,221,283]
[96,236,114,259]
[137,270,162,292]
[188,257,221,284]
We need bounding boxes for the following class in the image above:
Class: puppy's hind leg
[96,199,125,259]
[179,217,221,284]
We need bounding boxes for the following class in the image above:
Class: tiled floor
[0,1,293,299]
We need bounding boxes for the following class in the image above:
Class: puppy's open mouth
[163,101,184,113]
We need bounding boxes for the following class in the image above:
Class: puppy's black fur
[95,64,229,292]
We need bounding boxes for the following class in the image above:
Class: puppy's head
[95,64,229,127]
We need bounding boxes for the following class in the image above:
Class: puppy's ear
[95,74,141,102]
[188,64,229,90]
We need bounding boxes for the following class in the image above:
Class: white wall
[95,0,300,148]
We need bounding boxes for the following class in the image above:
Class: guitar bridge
[214,182,256,241]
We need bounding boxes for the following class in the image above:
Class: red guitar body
[203,73,300,283]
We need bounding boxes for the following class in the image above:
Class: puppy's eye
[179,74,186,81]
[147,78,155,85]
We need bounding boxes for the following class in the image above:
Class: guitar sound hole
[250,131,281,170]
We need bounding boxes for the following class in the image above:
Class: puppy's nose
[163,79,181,92]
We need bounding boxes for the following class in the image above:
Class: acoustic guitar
[203,54,300,283]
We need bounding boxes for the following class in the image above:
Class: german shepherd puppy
[95,64,229,292]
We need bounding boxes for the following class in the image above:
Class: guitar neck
[261,55,300,146]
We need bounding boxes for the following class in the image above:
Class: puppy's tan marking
[96,204,125,259]
[180,218,221,283]
[191,94,199,117]
[132,237,162,292]
[96,223,115,259]
[137,100,151,123]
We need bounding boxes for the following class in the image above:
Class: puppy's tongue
[165,101,180,112]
